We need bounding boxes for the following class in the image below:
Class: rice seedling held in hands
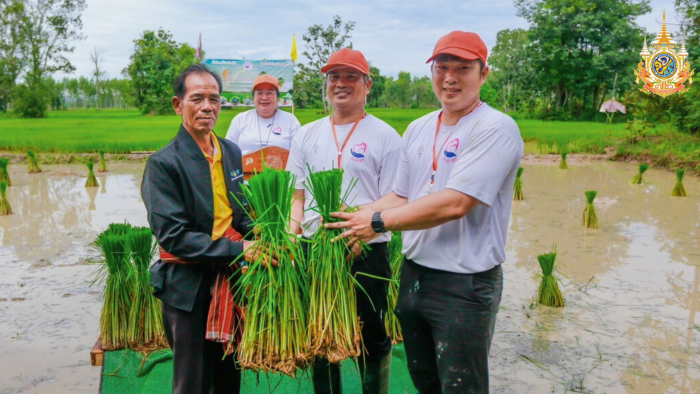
[583,190,599,229]
[98,150,108,172]
[305,167,362,364]
[559,151,569,170]
[234,167,310,376]
[671,168,687,197]
[26,150,41,173]
[0,181,12,215]
[630,164,649,184]
[85,161,99,187]
[0,158,11,186]
[385,232,403,344]
[513,167,524,200]
[93,231,134,350]
[126,227,166,350]
[536,248,565,307]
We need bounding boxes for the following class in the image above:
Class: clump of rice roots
[26,150,41,173]
[85,161,99,187]
[513,167,524,200]
[583,190,598,229]
[671,168,687,197]
[630,164,649,185]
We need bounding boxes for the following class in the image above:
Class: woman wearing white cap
[225,74,301,157]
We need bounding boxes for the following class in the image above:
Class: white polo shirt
[286,114,402,244]
[225,109,301,155]
[393,104,523,274]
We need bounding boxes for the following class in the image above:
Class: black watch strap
[371,211,386,233]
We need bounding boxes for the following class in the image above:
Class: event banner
[204,59,294,106]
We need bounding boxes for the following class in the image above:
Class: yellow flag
[291,34,298,63]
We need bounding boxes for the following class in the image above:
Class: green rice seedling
[234,167,310,376]
[26,150,41,173]
[0,158,11,186]
[583,190,599,229]
[630,164,649,184]
[85,161,99,187]
[537,249,564,307]
[385,232,403,345]
[671,168,687,197]
[93,231,134,350]
[98,150,108,172]
[559,151,569,170]
[305,167,362,364]
[126,227,166,350]
[513,167,524,201]
[0,181,11,215]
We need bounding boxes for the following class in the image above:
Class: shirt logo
[443,138,460,163]
[350,143,367,162]
[271,126,282,136]
[230,169,243,182]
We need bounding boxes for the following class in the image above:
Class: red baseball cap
[321,48,370,75]
[252,74,280,92]
[426,31,488,65]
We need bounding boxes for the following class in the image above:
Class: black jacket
[142,125,253,312]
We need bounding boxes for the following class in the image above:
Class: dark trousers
[303,241,393,392]
[395,259,503,394]
[161,271,241,394]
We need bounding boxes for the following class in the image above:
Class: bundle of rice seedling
[85,161,99,187]
[305,167,362,364]
[93,231,134,350]
[671,168,687,197]
[630,164,649,184]
[26,150,41,173]
[235,167,310,376]
[513,167,524,200]
[385,232,403,344]
[582,190,598,229]
[559,151,569,170]
[98,150,108,172]
[536,250,564,307]
[0,181,11,215]
[126,227,166,350]
[0,158,11,186]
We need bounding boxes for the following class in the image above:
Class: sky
[63,0,681,81]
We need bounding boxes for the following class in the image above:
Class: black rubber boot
[312,357,342,394]
[358,353,392,394]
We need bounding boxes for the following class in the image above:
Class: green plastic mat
[101,344,417,393]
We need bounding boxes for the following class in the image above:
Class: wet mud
[0,162,698,393]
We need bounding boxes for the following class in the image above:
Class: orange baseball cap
[426,31,488,65]
[321,48,370,75]
[252,74,280,92]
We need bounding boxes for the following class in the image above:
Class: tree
[90,47,105,110]
[15,0,86,117]
[367,66,386,107]
[124,29,197,115]
[489,28,531,112]
[296,15,355,114]
[0,0,27,112]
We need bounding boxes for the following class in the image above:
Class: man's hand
[243,240,278,267]
[345,241,363,262]
[324,207,378,247]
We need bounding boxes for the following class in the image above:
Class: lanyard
[331,112,366,169]
[430,102,483,189]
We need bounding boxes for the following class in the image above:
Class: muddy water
[0,164,148,394]
[0,162,698,393]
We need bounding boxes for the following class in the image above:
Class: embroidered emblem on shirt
[230,169,243,181]
[350,143,367,162]
[271,126,282,136]
[443,138,460,163]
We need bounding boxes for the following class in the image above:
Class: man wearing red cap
[325,32,524,393]
[225,74,301,155]
[286,48,402,394]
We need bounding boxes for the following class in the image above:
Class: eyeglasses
[254,91,277,98]
[326,72,363,83]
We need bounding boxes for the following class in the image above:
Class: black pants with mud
[302,240,393,392]
[161,271,241,394]
[395,259,503,394]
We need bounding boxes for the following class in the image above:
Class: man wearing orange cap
[225,74,301,155]
[286,48,402,394]
[325,32,524,393]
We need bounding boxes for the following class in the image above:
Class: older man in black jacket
[142,64,269,394]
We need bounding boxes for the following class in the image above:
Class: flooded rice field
[0,161,698,393]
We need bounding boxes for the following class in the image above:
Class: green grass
[0,108,434,153]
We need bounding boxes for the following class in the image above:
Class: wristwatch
[371,211,386,233]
